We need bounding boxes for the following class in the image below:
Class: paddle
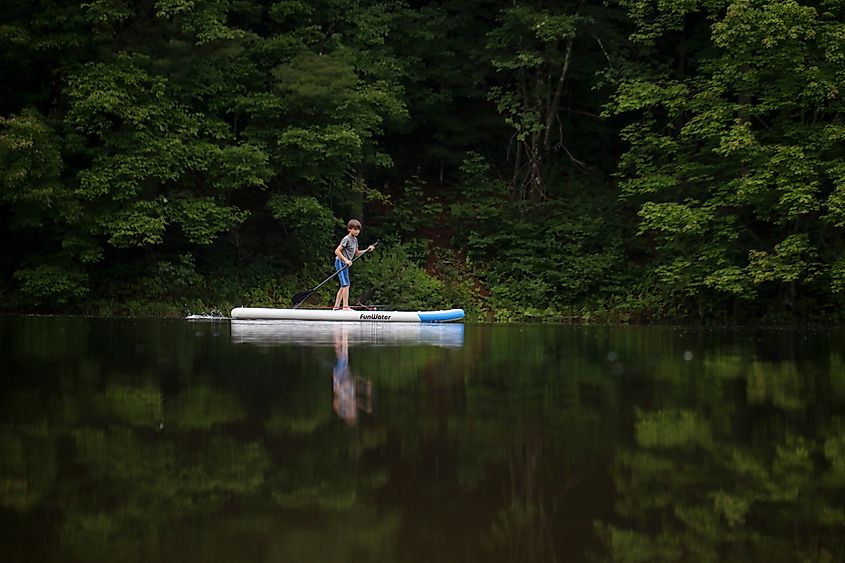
[291,241,379,308]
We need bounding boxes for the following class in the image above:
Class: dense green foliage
[1,0,843,321]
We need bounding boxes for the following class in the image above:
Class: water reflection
[2,318,845,563]
[231,319,465,347]
[332,325,373,424]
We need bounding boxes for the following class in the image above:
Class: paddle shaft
[291,241,378,308]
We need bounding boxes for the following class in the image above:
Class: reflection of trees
[364,325,619,563]
[0,317,412,562]
[0,423,56,511]
[483,434,558,563]
[4,318,845,562]
[596,352,845,563]
[2,319,595,562]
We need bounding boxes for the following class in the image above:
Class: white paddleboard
[230,307,465,323]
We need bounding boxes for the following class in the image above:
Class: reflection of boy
[333,327,357,423]
[332,349,357,423]
[332,327,373,424]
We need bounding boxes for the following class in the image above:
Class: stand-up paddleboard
[230,307,464,323]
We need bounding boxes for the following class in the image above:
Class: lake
[1,316,843,562]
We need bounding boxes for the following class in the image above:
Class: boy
[333,219,375,310]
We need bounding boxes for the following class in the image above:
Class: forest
[2,0,844,322]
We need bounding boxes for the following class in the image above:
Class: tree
[608,0,845,319]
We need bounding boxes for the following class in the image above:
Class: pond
[1,316,843,562]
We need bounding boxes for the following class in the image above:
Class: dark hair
[347,219,362,230]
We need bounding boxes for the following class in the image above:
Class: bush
[14,264,89,306]
[310,243,452,310]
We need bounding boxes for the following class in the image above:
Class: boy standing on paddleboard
[333,219,375,310]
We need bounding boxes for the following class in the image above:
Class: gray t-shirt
[339,234,358,261]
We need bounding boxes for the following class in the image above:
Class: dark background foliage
[1,0,843,322]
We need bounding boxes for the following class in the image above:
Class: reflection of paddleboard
[230,320,464,348]
[230,307,464,323]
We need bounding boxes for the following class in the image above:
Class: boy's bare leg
[334,288,343,309]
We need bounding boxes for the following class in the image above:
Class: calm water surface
[1,316,844,562]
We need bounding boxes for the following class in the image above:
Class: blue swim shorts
[335,257,351,287]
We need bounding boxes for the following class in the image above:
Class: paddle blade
[291,290,315,307]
